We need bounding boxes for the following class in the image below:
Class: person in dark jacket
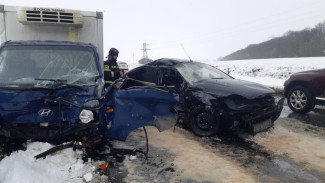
[104,48,121,87]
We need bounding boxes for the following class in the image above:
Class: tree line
[221,21,325,61]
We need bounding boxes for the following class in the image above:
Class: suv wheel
[287,86,315,114]
[189,107,219,137]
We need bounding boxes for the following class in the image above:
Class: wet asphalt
[111,98,325,183]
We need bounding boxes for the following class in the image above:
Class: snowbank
[201,57,325,88]
[0,142,96,183]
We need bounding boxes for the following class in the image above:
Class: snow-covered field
[201,57,325,89]
[130,57,325,89]
[1,57,324,183]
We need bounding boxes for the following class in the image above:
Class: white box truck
[0,4,104,62]
[0,4,180,144]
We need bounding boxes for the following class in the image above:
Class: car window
[160,69,183,87]
[126,66,158,84]
[176,62,232,85]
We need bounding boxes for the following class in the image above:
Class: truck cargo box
[0,5,104,63]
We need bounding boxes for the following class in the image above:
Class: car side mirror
[164,84,175,88]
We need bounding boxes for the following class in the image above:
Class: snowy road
[105,58,325,182]
[115,104,325,183]
[0,103,324,183]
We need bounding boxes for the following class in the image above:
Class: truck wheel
[287,86,315,114]
[189,107,219,137]
[0,136,7,158]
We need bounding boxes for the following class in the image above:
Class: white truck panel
[3,5,18,12]
[0,12,4,44]
[0,5,104,64]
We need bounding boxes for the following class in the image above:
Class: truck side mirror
[0,55,3,64]
[0,55,3,72]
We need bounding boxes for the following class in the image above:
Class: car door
[316,69,325,96]
[308,69,325,97]
[104,75,179,141]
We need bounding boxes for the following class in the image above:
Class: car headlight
[79,110,94,124]
[224,97,253,111]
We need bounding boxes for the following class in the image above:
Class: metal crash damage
[124,58,285,137]
[0,42,179,146]
[0,77,179,159]
[0,79,179,142]
[105,78,179,141]
[183,84,285,136]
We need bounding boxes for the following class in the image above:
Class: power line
[141,43,150,58]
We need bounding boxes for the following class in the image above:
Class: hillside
[221,22,325,61]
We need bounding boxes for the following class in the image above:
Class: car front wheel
[287,86,315,114]
[189,107,220,137]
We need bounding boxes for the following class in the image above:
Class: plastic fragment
[83,172,93,182]
[130,155,137,160]
[100,162,109,171]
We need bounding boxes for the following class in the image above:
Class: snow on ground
[0,142,98,183]
[129,57,325,89]
[201,57,325,89]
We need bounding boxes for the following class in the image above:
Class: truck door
[104,79,179,141]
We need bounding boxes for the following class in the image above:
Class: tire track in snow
[140,127,257,183]
[250,123,325,173]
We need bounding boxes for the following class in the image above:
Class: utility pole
[141,43,150,58]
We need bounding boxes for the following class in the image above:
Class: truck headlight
[79,110,94,124]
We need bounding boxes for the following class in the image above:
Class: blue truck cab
[0,41,178,141]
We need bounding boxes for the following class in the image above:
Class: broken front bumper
[222,98,284,134]
[0,121,99,141]
[244,98,284,133]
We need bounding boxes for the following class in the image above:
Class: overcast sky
[1,0,325,63]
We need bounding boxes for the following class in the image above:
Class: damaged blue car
[0,41,178,143]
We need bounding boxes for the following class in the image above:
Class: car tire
[287,86,315,114]
[188,107,220,137]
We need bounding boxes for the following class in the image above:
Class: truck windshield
[0,45,99,89]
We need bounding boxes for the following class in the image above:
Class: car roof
[147,58,190,66]
[118,61,127,64]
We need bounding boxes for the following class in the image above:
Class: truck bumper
[0,122,99,141]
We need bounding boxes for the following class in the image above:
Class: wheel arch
[285,81,311,97]
[188,106,220,137]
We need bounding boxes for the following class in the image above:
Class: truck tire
[287,86,315,114]
[188,107,220,137]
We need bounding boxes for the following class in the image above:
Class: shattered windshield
[175,62,232,85]
[0,45,99,89]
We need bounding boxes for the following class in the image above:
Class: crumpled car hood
[0,88,94,124]
[192,79,275,99]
